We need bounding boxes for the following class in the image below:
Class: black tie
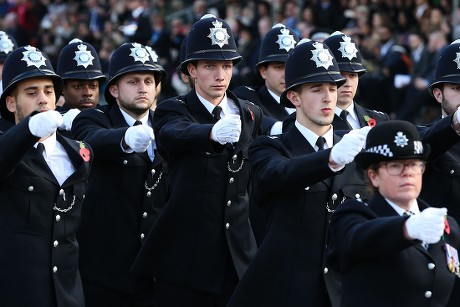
[340,110,353,130]
[212,106,222,121]
[37,143,45,156]
[316,136,326,151]
[133,120,142,126]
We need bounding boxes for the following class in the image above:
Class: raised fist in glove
[211,114,242,145]
[330,126,371,166]
[29,110,64,138]
[60,108,81,131]
[124,125,155,153]
[405,207,447,244]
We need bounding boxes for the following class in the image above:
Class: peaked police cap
[281,38,345,107]
[0,46,63,122]
[180,14,242,76]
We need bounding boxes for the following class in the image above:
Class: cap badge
[145,46,159,63]
[74,44,95,68]
[338,35,358,60]
[129,43,150,64]
[0,32,14,55]
[208,19,230,48]
[454,47,460,69]
[394,131,408,147]
[21,46,47,69]
[310,42,334,70]
[276,28,296,52]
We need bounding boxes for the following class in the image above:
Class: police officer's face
[337,72,358,109]
[188,60,232,105]
[109,72,156,118]
[287,82,337,134]
[368,159,423,209]
[5,77,56,124]
[259,62,285,97]
[62,79,100,110]
[432,83,460,117]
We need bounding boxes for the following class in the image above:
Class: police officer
[56,39,107,133]
[71,42,168,307]
[132,14,263,307]
[228,38,371,307]
[233,23,298,122]
[419,39,460,307]
[0,45,93,307]
[323,31,389,130]
[0,31,17,131]
[328,120,459,307]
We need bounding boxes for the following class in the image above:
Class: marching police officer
[132,14,263,307]
[323,31,389,130]
[0,31,17,131]
[0,45,93,307]
[56,39,107,134]
[71,42,169,307]
[420,39,460,307]
[228,38,371,307]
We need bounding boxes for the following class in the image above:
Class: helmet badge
[0,32,14,55]
[74,44,95,68]
[129,43,150,64]
[276,27,296,52]
[21,46,46,69]
[145,46,159,63]
[207,19,230,48]
[338,35,358,61]
[454,47,460,69]
[310,42,334,70]
[394,132,409,147]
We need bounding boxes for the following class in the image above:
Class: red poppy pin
[363,115,376,127]
[248,107,255,121]
[79,141,91,162]
[445,217,451,235]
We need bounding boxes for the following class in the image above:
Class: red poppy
[368,118,376,127]
[445,217,451,235]
[79,141,91,162]
[248,107,255,121]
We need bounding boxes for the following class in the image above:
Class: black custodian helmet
[180,14,242,76]
[0,31,17,63]
[56,38,106,84]
[323,31,367,76]
[0,45,63,122]
[281,38,345,107]
[428,39,460,96]
[104,42,166,104]
[256,23,298,68]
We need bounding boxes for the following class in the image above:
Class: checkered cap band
[365,144,393,157]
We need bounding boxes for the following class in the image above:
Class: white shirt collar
[294,120,334,150]
[385,198,420,216]
[335,102,360,129]
[119,108,150,126]
[196,92,237,116]
[267,88,281,104]
[36,132,57,155]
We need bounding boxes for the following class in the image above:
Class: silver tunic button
[450,169,455,174]
[227,200,232,207]
[59,189,64,196]
[28,186,34,192]
[55,215,61,222]
[305,186,310,191]
[232,154,237,161]
[53,240,59,248]
[146,191,152,197]
[425,291,432,298]
[331,194,337,201]
[428,263,435,270]
[53,266,58,273]
[151,169,156,175]
[123,160,128,165]
[355,193,360,199]
[225,223,230,229]
[324,267,329,274]
[142,212,148,218]
[140,233,145,240]
[229,177,234,184]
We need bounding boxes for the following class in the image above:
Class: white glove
[330,126,371,165]
[211,114,241,145]
[405,207,447,244]
[28,110,63,138]
[124,125,155,153]
[61,108,81,131]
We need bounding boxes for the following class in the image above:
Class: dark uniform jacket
[332,103,389,130]
[0,117,12,131]
[0,117,93,307]
[71,104,169,293]
[327,193,460,307]
[132,90,262,294]
[228,125,368,307]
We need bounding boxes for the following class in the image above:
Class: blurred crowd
[0,0,458,123]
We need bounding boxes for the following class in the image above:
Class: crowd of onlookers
[0,0,457,123]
